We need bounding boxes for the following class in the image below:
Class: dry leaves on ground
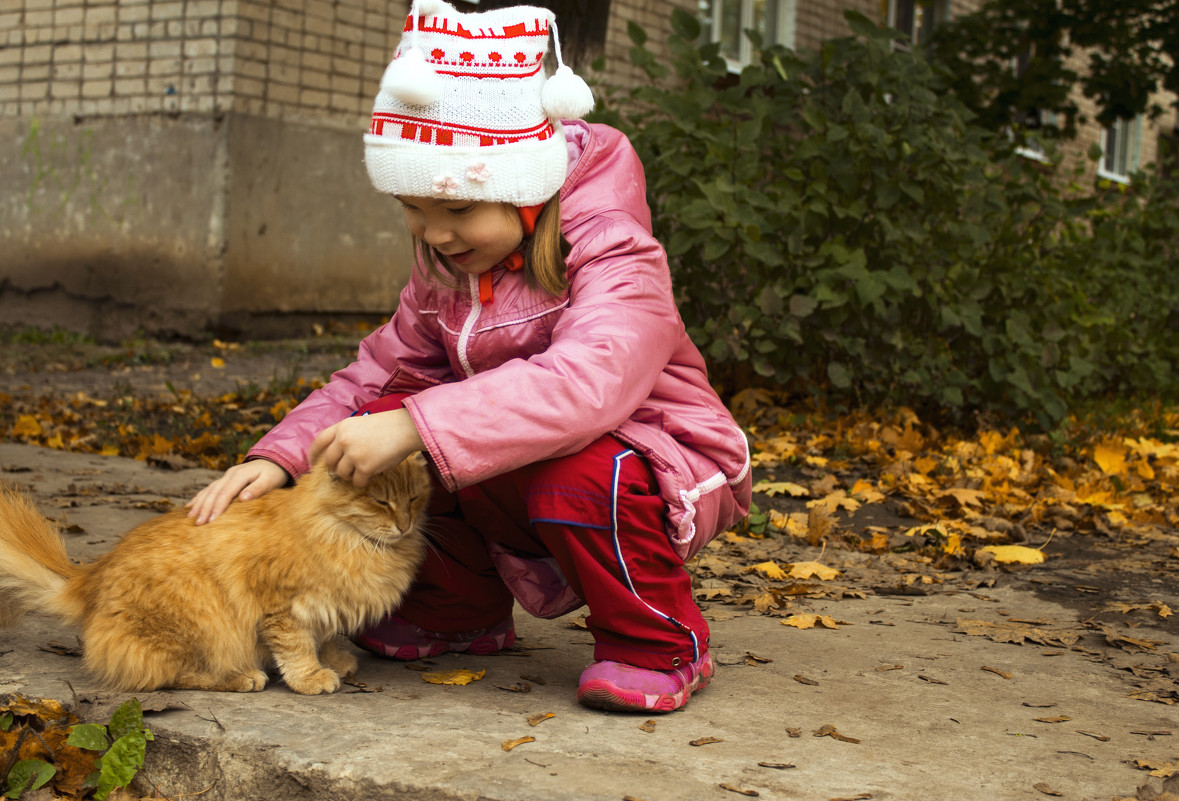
[420,669,485,686]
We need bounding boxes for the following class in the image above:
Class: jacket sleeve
[247,272,451,478]
[405,218,682,492]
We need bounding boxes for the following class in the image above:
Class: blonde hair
[414,196,570,298]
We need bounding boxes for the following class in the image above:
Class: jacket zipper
[456,273,481,378]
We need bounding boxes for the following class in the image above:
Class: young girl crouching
[188,0,751,713]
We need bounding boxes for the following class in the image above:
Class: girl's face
[397,196,523,276]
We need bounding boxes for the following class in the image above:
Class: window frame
[699,0,797,72]
[1009,44,1059,163]
[1098,116,1143,184]
[887,0,949,51]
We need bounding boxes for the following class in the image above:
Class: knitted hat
[364,0,595,206]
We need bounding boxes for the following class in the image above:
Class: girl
[188,0,751,713]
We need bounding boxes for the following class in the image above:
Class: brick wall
[795,0,877,52]
[594,0,685,91]
[0,0,411,130]
[6,0,1170,169]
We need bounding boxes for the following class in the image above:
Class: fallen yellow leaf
[751,480,810,497]
[913,456,940,474]
[1134,759,1178,778]
[808,490,861,514]
[787,561,840,580]
[747,561,789,580]
[813,723,861,743]
[501,736,535,752]
[976,545,1045,564]
[12,414,43,437]
[936,487,987,507]
[849,478,885,503]
[421,668,486,686]
[210,357,226,368]
[528,713,554,727]
[1093,441,1126,475]
[782,614,847,630]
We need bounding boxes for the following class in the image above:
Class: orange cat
[0,456,430,695]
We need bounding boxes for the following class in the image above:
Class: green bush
[593,9,1178,428]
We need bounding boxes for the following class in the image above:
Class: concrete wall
[0,113,226,339]
[0,0,411,341]
[218,114,411,336]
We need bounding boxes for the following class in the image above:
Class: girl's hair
[414,195,570,298]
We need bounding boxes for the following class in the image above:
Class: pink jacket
[250,121,752,569]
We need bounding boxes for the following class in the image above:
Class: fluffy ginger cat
[0,455,430,695]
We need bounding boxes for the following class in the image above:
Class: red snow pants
[356,394,708,671]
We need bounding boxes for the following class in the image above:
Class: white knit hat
[364,0,595,206]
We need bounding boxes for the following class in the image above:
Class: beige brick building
[0,0,1172,339]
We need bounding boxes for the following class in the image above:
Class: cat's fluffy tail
[0,483,86,627]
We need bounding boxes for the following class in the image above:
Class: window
[698,0,797,71]
[888,0,948,49]
[1099,116,1143,183]
[1011,44,1058,162]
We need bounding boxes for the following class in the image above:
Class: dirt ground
[0,332,360,400]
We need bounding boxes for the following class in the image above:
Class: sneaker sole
[577,657,714,713]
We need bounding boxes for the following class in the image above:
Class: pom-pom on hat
[365,0,595,206]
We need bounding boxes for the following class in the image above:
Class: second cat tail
[0,483,87,627]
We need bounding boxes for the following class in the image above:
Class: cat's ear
[408,452,427,469]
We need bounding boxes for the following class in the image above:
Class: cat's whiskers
[417,519,447,563]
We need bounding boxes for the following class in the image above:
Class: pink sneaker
[353,615,516,661]
[577,653,714,713]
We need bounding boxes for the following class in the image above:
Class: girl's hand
[310,409,426,487]
[186,459,289,525]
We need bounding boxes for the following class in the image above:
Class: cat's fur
[0,456,430,695]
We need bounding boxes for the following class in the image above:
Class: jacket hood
[558,121,653,235]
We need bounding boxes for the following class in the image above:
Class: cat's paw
[287,668,341,695]
[228,670,269,692]
[322,648,359,678]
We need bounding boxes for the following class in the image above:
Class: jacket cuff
[402,395,458,493]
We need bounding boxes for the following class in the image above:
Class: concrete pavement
[1,442,1176,801]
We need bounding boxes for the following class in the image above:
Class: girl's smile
[397,196,523,276]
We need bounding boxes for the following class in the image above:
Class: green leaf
[827,124,850,142]
[94,733,147,801]
[827,362,853,388]
[67,723,110,751]
[106,699,145,743]
[5,759,56,800]
[702,237,731,261]
[758,284,783,316]
[626,20,647,46]
[0,712,11,732]
[844,9,891,41]
[669,7,701,41]
[789,294,819,318]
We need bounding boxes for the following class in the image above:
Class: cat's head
[310,453,432,547]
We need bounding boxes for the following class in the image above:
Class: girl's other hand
[185,459,289,525]
[310,409,426,487]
